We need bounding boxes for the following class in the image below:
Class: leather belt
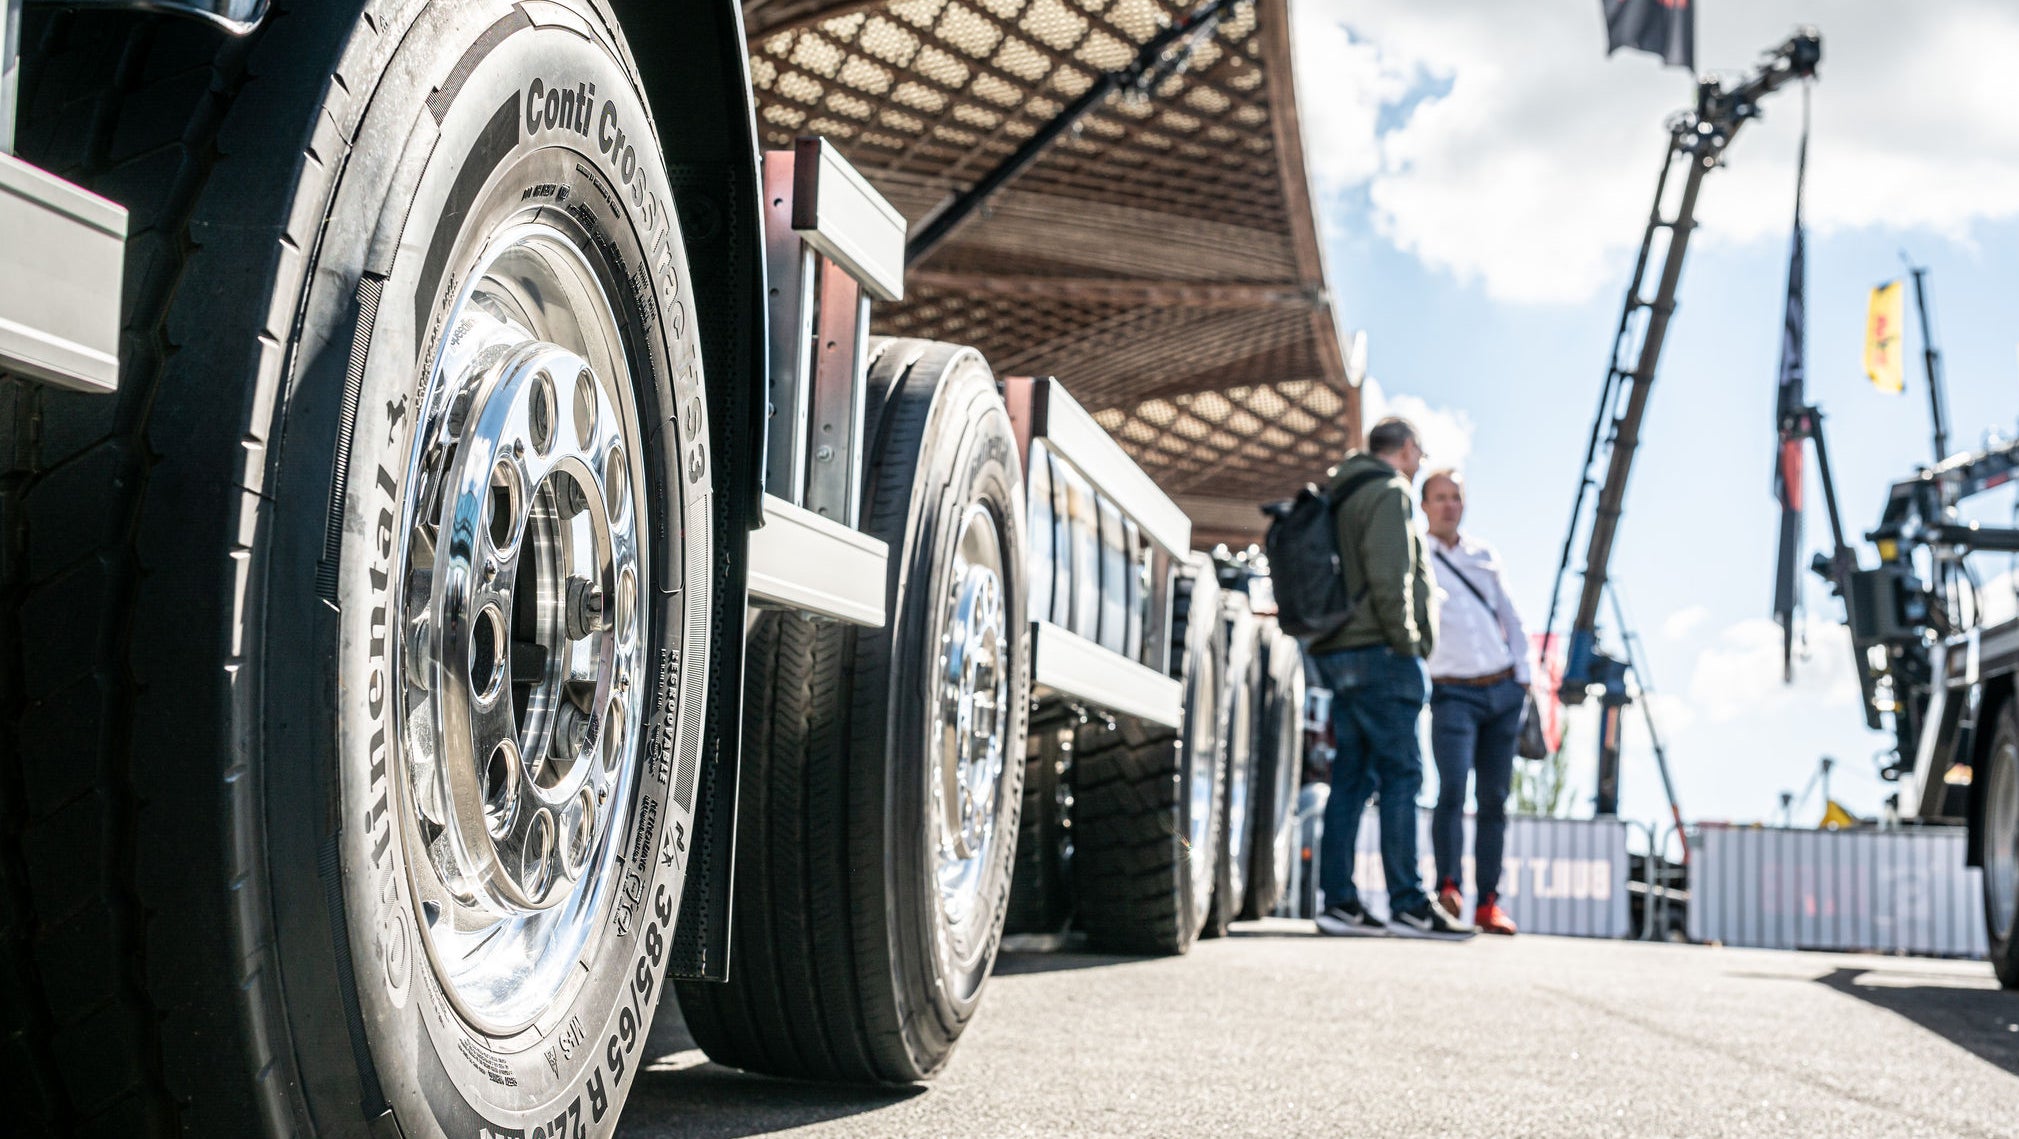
[1432,667,1515,688]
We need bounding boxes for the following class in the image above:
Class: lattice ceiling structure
[742,0,1359,547]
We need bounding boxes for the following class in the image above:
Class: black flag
[1602,0,1696,70]
[1771,86,1812,683]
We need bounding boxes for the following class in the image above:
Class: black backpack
[1261,468,1390,642]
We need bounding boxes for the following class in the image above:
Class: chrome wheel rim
[392,221,649,1034]
[1224,680,1253,880]
[933,505,1010,970]
[1272,680,1301,894]
[1186,651,1220,908]
[1990,737,2018,940]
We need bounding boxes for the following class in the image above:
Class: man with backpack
[1306,418,1474,940]
[1421,469,1531,936]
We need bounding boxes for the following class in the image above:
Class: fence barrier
[1280,796,1629,939]
[1687,823,1986,958]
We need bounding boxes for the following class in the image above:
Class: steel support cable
[904,0,1250,267]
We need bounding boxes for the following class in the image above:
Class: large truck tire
[1,4,713,1136]
[1074,567,1225,955]
[1242,623,1306,919]
[1204,605,1261,937]
[675,339,1030,1082]
[1982,697,2019,988]
[1005,707,1076,936]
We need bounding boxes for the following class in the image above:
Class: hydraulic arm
[1545,30,1821,815]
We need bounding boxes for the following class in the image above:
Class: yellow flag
[1821,800,1857,830]
[1865,280,1905,394]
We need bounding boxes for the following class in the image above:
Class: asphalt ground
[621,919,2019,1138]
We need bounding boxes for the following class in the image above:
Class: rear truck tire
[674,339,1030,1083]
[1005,706,1076,935]
[1,4,713,1136]
[1205,605,1261,937]
[1981,697,2019,988]
[1074,566,1225,954]
[1242,622,1305,919]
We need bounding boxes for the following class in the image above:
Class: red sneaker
[1436,880,1463,919]
[1475,894,1517,936]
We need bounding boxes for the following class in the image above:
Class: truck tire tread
[1,14,268,1136]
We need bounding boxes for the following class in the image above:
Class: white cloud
[1291,0,2019,303]
[1663,604,1711,640]
[1686,615,1861,725]
[1359,375,1474,478]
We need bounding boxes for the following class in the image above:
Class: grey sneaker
[1390,903,1475,940]
[1314,901,1388,937]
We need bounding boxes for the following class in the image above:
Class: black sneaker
[1314,901,1388,937]
[1390,903,1476,941]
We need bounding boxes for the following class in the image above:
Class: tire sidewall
[266,6,710,1134]
[1218,613,1260,920]
[1984,703,2019,983]
[1177,574,1225,942]
[887,361,1030,1059]
[1264,633,1305,905]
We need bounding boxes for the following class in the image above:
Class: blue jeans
[1430,677,1525,898]
[1313,645,1430,916]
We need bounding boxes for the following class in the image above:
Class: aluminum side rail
[0,152,126,393]
[1030,620,1183,728]
[751,137,902,627]
[1007,375,1190,726]
[1012,378,1189,557]
[746,493,888,627]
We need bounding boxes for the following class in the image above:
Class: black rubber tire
[1005,705,1077,936]
[1075,566,1225,955]
[675,339,1030,1083]
[1242,623,1306,920]
[1204,606,1261,938]
[1981,698,2019,989]
[1,6,714,1136]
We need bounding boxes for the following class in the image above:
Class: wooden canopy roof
[742,0,1359,547]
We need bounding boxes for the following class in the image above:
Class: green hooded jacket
[1308,451,1437,658]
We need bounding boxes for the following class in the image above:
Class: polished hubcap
[393,223,648,1032]
[933,506,1009,966]
[1224,683,1253,880]
[1186,653,1220,908]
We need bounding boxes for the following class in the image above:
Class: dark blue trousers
[1313,645,1429,916]
[1429,677,1525,898]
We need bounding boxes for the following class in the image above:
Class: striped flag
[1771,89,1811,683]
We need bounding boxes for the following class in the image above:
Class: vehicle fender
[608,0,768,981]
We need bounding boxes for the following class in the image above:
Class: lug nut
[553,702,591,758]
[446,386,475,437]
[559,478,591,517]
[406,614,432,691]
[566,575,605,639]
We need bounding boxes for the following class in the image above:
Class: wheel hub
[392,223,648,1032]
[933,507,1009,957]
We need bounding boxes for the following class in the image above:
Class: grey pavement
[621,919,2019,1137]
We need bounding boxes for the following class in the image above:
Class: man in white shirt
[1422,470,1530,935]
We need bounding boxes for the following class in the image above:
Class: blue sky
[1292,0,2019,829]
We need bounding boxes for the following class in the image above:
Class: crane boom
[1547,30,1821,816]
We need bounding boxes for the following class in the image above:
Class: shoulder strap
[1329,468,1391,513]
[1433,547,1496,615]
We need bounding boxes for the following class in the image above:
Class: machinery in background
[1543,29,1823,816]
